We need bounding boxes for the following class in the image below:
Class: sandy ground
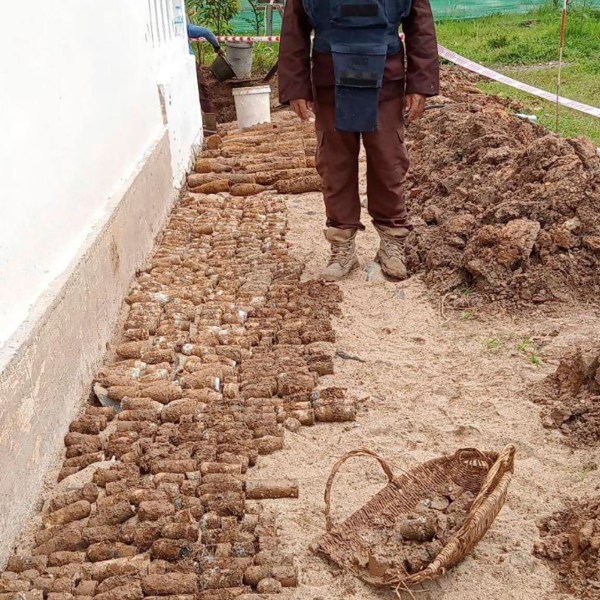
[246,179,600,599]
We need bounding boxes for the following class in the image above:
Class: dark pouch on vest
[331,42,387,132]
[385,0,413,22]
[331,0,388,27]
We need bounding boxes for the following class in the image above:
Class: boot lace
[381,231,406,259]
[328,240,355,266]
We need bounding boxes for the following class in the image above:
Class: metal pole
[555,0,569,133]
[266,4,274,36]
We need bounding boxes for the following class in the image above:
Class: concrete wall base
[0,131,176,566]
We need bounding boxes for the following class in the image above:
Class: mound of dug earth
[534,497,600,599]
[534,347,600,446]
[405,70,600,308]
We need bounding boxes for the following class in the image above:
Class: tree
[245,0,262,35]
[186,0,241,35]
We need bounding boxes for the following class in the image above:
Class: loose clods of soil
[534,497,600,599]
[405,68,600,309]
[534,346,600,445]
[354,485,475,580]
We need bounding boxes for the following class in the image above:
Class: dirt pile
[534,497,600,599]
[0,116,349,599]
[405,68,600,308]
[534,346,600,445]
[200,64,238,123]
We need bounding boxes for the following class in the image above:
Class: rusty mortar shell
[245,479,299,500]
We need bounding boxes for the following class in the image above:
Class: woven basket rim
[316,444,516,589]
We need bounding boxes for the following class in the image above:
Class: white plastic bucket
[232,86,271,129]
[226,42,253,79]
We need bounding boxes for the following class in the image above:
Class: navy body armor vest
[302,0,411,132]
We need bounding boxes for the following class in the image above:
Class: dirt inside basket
[352,484,476,579]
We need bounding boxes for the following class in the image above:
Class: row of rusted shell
[0,117,350,600]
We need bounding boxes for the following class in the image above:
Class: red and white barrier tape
[198,33,401,43]
[190,35,281,43]
[192,35,600,119]
[437,45,600,119]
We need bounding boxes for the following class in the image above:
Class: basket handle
[455,447,495,468]
[324,449,397,532]
[469,444,516,515]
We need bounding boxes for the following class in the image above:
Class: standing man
[187,23,224,116]
[279,0,439,281]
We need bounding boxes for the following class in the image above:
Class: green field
[230,0,600,32]
[435,4,600,143]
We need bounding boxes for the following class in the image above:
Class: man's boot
[374,224,410,280]
[321,228,359,281]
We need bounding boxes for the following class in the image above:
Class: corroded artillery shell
[314,401,357,423]
[142,573,197,595]
[246,479,299,500]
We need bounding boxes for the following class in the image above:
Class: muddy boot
[321,228,359,281]
[374,224,410,280]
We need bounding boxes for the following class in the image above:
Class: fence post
[266,4,274,36]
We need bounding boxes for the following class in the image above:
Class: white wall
[0,0,201,347]
[147,0,203,180]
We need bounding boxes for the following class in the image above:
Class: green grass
[436,4,600,144]
[251,43,278,74]
[516,336,533,353]
[479,66,600,143]
[485,337,501,351]
[516,337,542,366]
[436,4,600,66]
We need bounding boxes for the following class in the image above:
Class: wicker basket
[314,445,515,594]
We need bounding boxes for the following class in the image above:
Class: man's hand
[290,99,314,121]
[405,94,426,123]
